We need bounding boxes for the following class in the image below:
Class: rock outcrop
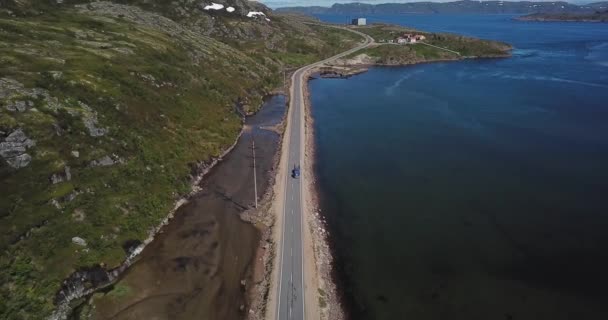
[89,155,122,167]
[50,166,72,184]
[0,128,35,169]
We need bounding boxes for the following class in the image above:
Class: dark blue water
[311,14,608,320]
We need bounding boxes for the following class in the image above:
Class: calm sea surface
[311,14,608,320]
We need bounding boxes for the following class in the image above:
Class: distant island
[516,10,608,22]
[277,0,608,15]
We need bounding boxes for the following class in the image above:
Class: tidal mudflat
[84,96,286,320]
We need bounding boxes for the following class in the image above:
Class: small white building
[351,18,366,26]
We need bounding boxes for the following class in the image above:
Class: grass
[353,24,417,42]
[318,288,327,308]
[104,284,131,299]
[348,24,510,64]
[0,6,366,320]
[319,296,328,309]
[238,18,363,68]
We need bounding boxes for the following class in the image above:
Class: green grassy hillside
[0,2,361,319]
[345,24,511,65]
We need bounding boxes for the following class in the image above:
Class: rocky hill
[0,1,362,319]
[277,0,596,15]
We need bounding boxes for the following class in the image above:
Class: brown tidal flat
[87,96,286,320]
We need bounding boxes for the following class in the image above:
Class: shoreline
[302,68,346,320]
[282,52,514,320]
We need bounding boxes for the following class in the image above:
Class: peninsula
[516,10,608,22]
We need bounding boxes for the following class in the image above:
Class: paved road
[275,26,373,320]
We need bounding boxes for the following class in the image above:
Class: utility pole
[252,135,258,209]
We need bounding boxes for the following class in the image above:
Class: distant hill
[276,1,599,15]
[588,1,608,10]
[516,9,608,21]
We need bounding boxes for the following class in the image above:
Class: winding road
[274,26,373,320]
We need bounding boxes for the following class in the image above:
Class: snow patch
[226,6,235,12]
[247,11,265,18]
[204,2,224,10]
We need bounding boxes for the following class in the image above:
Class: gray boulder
[5,100,33,112]
[50,166,71,184]
[0,129,35,169]
[79,101,108,137]
[90,155,115,167]
[71,237,87,246]
[6,153,32,169]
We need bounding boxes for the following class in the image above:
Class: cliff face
[0,2,362,319]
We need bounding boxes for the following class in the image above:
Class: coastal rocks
[318,65,368,79]
[53,265,117,319]
[332,53,375,66]
[0,128,35,169]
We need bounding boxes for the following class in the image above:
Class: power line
[252,135,258,208]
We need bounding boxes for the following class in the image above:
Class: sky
[260,0,592,9]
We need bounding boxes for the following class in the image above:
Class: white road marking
[275,29,373,320]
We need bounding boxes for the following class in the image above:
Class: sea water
[311,14,608,320]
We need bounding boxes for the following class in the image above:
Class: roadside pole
[252,136,258,209]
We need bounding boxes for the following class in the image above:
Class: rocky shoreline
[290,48,514,320]
[302,67,346,320]
[318,65,369,79]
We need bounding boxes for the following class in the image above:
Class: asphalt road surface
[275,26,373,320]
